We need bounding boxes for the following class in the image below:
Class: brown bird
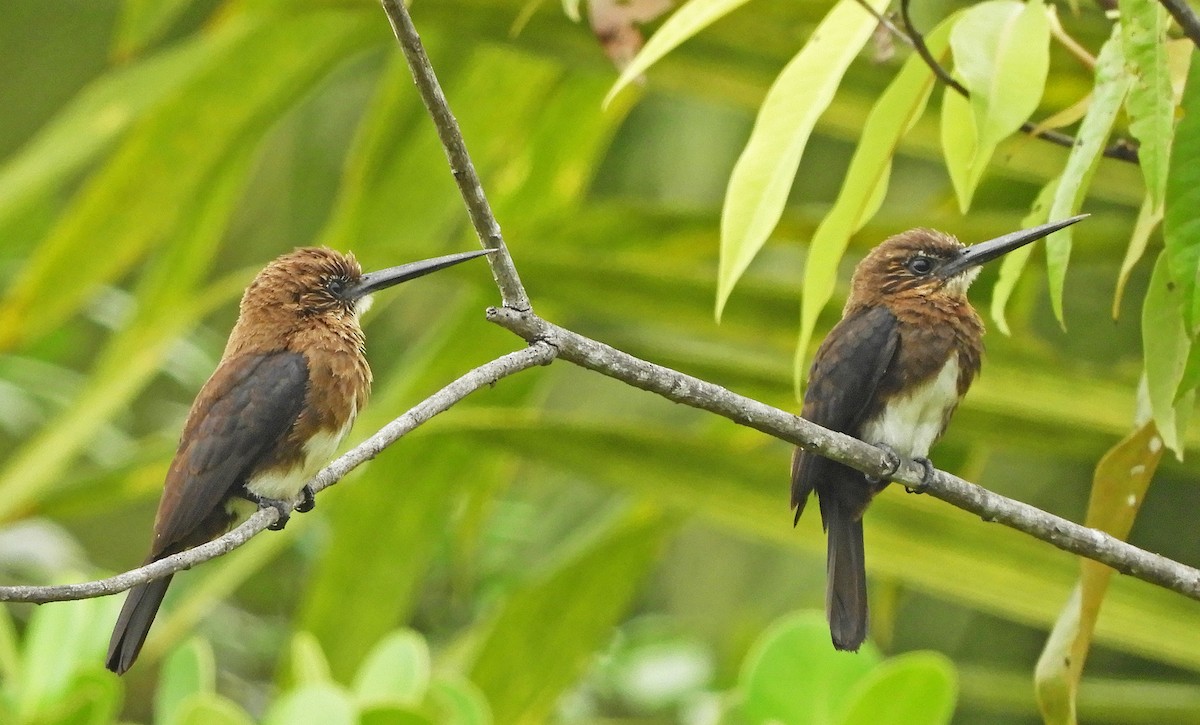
[106,246,491,675]
[791,215,1086,652]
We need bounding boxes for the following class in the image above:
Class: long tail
[824,503,868,652]
[106,574,173,674]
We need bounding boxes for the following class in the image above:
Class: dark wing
[791,305,900,517]
[151,351,308,554]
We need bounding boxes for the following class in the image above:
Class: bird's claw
[240,489,297,530]
[294,484,316,513]
[865,444,903,491]
[904,457,936,494]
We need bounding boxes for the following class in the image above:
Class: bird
[106,246,492,675]
[790,214,1087,652]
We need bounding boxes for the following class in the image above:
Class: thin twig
[378,0,532,311]
[1159,0,1200,49]
[0,344,556,604]
[489,307,1200,601]
[852,0,915,49]
[897,0,1139,164]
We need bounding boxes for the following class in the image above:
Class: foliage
[0,0,1198,723]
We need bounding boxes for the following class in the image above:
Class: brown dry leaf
[588,0,673,72]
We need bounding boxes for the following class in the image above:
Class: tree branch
[6,0,1191,622]
[896,0,1140,164]
[0,344,556,604]
[1159,0,1200,49]
[489,307,1200,601]
[378,0,531,311]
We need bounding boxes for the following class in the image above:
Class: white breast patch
[243,406,357,501]
[860,354,960,459]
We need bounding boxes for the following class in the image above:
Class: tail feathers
[825,508,868,652]
[106,574,173,675]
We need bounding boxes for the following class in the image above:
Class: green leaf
[114,0,196,58]
[0,138,255,521]
[0,9,377,352]
[1164,53,1200,330]
[174,694,256,725]
[263,683,358,725]
[0,29,227,234]
[561,0,583,22]
[1035,423,1163,724]
[0,603,18,689]
[427,677,493,725]
[990,177,1059,335]
[288,632,333,687]
[440,415,1200,671]
[839,652,957,725]
[604,0,753,106]
[359,706,436,725]
[470,507,672,723]
[716,0,888,320]
[1142,252,1194,457]
[952,0,1050,147]
[156,638,217,725]
[943,0,1050,210]
[940,85,985,212]
[13,595,115,722]
[1113,192,1163,318]
[738,611,879,724]
[352,630,431,708]
[1046,25,1130,324]
[795,15,954,392]
[1121,0,1174,208]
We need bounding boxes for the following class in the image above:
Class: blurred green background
[0,0,1196,723]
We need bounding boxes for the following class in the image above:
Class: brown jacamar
[106,246,491,675]
[790,214,1087,652]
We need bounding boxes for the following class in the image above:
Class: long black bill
[349,249,494,299]
[937,214,1089,279]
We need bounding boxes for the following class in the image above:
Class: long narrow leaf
[1163,53,1200,330]
[1142,252,1194,457]
[716,0,888,319]
[794,17,954,392]
[1121,0,1174,208]
[1045,26,1130,324]
[604,0,752,106]
[469,507,672,723]
[1035,423,1163,725]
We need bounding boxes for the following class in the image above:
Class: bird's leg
[239,489,295,531]
[904,457,936,494]
[294,484,316,513]
[865,443,904,493]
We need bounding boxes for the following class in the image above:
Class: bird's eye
[906,256,935,275]
[326,277,348,297]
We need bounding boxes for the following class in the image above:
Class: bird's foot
[294,484,316,513]
[865,444,903,492]
[904,457,936,494]
[240,490,295,531]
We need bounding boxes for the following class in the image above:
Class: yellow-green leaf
[1164,51,1200,330]
[940,86,984,213]
[1121,0,1174,207]
[794,16,955,392]
[943,0,1050,211]
[1113,192,1163,318]
[990,177,1058,335]
[1142,252,1194,457]
[716,0,888,319]
[604,0,752,107]
[1035,422,1163,725]
[1046,25,1130,325]
[952,0,1050,147]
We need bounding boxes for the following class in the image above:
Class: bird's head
[230,247,492,345]
[847,215,1087,309]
